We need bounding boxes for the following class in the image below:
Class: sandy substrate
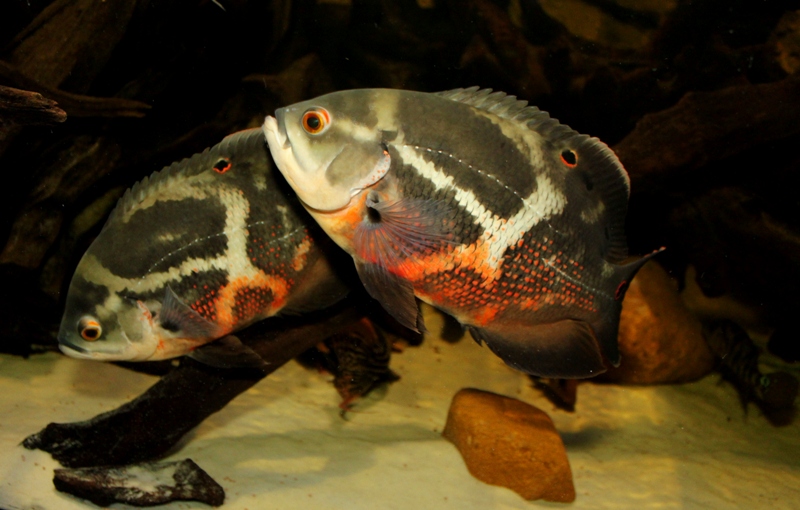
[1,308,798,510]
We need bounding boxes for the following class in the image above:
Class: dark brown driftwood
[0,61,151,118]
[54,459,226,507]
[615,77,800,192]
[24,305,368,468]
[0,135,122,269]
[0,84,66,127]
[3,0,137,93]
[458,0,552,98]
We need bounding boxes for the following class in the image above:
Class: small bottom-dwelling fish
[58,128,347,367]
[302,316,400,414]
[704,320,798,413]
[264,87,660,378]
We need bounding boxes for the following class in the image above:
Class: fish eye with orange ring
[560,149,578,168]
[78,316,103,341]
[302,108,331,135]
[213,157,232,174]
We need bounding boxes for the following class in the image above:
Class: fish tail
[593,247,665,367]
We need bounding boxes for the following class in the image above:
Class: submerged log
[615,77,800,193]
[54,459,226,507]
[0,61,151,118]
[3,0,138,93]
[0,84,66,129]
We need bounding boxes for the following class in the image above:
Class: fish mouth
[59,338,91,356]
[263,110,291,149]
[58,335,142,361]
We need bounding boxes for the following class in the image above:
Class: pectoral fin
[468,319,607,378]
[188,335,268,370]
[160,286,221,340]
[355,261,421,333]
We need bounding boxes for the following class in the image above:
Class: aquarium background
[0,1,798,508]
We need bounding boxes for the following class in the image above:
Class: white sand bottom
[1,308,798,510]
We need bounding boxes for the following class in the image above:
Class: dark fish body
[705,320,798,412]
[264,88,658,378]
[314,317,399,412]
[59,128,346,364]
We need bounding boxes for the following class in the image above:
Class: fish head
[57,261,162,362]
[264,89,397,212]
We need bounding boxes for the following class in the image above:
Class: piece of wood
[53,459,225,507]
[615,77,800,193]
[3,0,138,93]
[0,84,66,128]
[0,61,151,118]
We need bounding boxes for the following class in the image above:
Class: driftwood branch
[0,61,151,118]
[0,84,66,127]
[615,77,800,192]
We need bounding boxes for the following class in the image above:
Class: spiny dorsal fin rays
[105,128,266,229]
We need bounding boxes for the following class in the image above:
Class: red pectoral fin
[353,195,455,270]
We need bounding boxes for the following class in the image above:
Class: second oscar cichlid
[58,128,346,367]
[264,87,660,378]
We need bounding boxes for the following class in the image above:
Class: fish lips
[264,110,291,149]
[57,331,148,361]
[58,338,92,357]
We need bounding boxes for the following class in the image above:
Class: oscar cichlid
[263,87,661,378]
[58,128,346,367]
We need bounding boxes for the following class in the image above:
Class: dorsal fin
[437,87,632,262]
[104,128,266,229]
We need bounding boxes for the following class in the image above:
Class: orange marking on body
[213,272,290,330]
[472,306,499,325]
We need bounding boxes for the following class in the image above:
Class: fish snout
[264,110,291,149]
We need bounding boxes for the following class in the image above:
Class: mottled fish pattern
[59,128,346,364]
[265,87,659,378]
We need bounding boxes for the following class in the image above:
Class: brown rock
[600,261,715,384]
[442,388,575,503]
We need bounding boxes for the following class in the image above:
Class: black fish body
[264,88,659,378]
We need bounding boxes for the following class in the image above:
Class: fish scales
[58,128,346,364]
[264,87,660,378]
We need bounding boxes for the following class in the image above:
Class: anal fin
[188,335,268,370]
[469,319,607,379]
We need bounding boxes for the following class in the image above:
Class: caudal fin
[591,247,666,367]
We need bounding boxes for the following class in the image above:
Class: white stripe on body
[86,182,303,314]
[394,142,567,271]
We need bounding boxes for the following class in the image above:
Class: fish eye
[302,108,330,135]
[213,157,232,174]
[78,316,103,342]
[560,149,578,167]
